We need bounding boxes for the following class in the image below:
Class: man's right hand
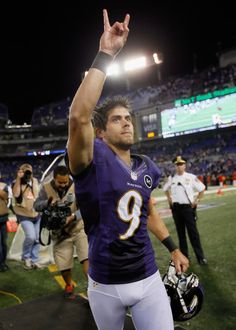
[99,9,130,57]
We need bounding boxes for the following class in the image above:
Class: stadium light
[106,63,120,76]
[81,53,162,84]
[153,52,163,65]
[153,52,163,82]
[81,53,157,80]
[124,57,147,72]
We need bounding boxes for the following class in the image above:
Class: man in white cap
[163,156,207,265]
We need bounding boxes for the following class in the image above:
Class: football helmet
[163,261,204,322]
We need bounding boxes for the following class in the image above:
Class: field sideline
[1,188,236,330]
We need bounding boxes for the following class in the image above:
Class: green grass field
[1,189,236,329]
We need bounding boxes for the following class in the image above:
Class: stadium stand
[0,63,236,187]
[28,63,236,126]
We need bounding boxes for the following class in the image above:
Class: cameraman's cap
[173,156,186,165]
[20,163,32,172]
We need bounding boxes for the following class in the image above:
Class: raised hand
[99,9,130,57]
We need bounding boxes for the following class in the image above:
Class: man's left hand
[171,249,189,273]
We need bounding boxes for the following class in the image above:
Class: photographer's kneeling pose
[34,165,89,299]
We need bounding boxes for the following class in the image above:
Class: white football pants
[88,271,174,330]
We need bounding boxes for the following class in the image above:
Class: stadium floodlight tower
[153,52,163,83]
[124,56,147,91]
[107,56,148,91]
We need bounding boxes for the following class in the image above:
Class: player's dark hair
[53,165,69,178]
[92,96,132,130]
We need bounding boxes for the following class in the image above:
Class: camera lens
[21,170,32,184]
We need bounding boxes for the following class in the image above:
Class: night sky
[0,1,235,124]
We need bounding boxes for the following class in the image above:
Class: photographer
[12,164,41,270]
[34,165,88,300]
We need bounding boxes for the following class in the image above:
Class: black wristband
[161,236,177,252]
[91,51,114,74]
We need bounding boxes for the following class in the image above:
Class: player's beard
[114,138,134,151]
[105,133,134,151]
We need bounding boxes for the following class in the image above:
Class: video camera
[41,194,74,231]
[21,170,32,185]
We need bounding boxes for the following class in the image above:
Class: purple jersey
[71,139,161,284]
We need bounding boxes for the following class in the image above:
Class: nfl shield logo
[131,171,137,181]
